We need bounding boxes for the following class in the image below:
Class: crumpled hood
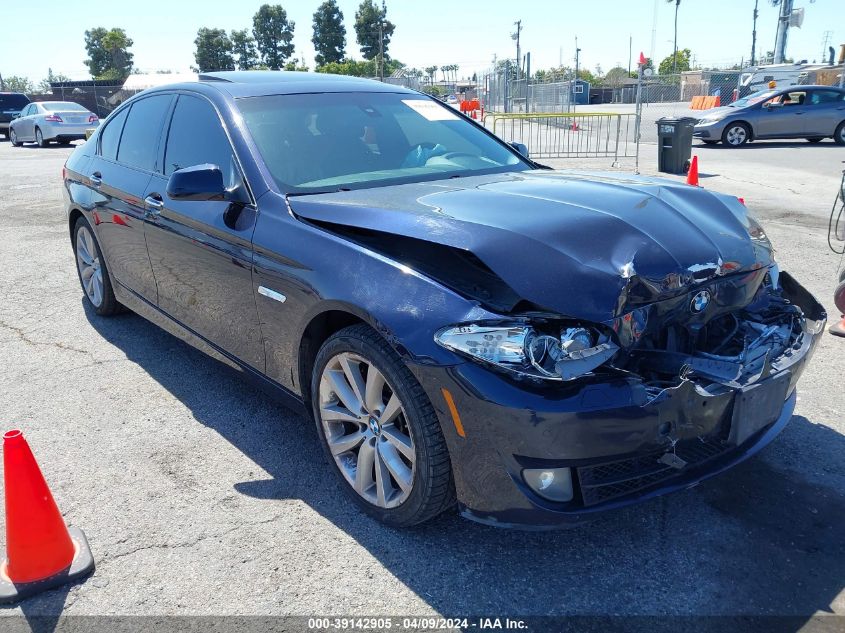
[289,170,772,322]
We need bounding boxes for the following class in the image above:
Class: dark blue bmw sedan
[63,71,825,528]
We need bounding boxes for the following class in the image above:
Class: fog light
[522,467,574,502]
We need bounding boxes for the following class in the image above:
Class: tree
[354,0,395,61]
[4,76,34,93]
[658,48,692,76]
[312,0,346,67]
[231,29,259,70]
[317,59,374,76]
[37,68,71,94]
[84,27,134,80]
[284,58,309,72]
[424,65,438,85]
[252,4,296,70]
[603,66,629,88]
[193,28,235,72]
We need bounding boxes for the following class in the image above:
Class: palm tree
[667,0,681,75]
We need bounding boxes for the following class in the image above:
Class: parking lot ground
[0,138,844,622]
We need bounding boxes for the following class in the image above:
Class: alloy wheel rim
[76,226,104,307]
[318,352,416,509]
[10,130,16,143]
[36,129,42,144]
[727,126,746,145]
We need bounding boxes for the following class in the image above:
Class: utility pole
[573,38,581,110]
[378,21,384,81]
[751,0,759,66]
[773,0,794,64]
[512,20,522,82]
[628,35,632,75]
[670,0,680,75]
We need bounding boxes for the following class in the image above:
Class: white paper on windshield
[402,99,459,121]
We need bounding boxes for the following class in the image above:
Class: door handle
[90,171,102,187]
[144,194,164,217]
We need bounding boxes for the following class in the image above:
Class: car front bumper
[693,119,728,140]
[409,279,825,529]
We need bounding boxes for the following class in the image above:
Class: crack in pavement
[98,513,291,565]
[0,319,90,356]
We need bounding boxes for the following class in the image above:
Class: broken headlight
[434,322,619,381]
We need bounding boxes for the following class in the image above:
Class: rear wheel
[311,324,455,527]
[9,129,22,147]
[73,217,120,316]
[835,280,845,315]
[835,122,845,146]
[722,122,750,147]
[35,127,49,148]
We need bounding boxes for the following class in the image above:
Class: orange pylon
[686,155,699,186]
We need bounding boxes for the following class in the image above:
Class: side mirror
[166,164,227,201]
[509,141,529,158]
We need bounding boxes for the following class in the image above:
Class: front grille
[577,435,729,506]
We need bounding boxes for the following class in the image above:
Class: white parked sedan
[9,101,99,147]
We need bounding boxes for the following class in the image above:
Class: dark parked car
[694,85,845,147]
[63,72,825,528]
[0,92,31,140]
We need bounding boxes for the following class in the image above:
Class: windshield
[0,94,30,109]
[41,101,87,111]
[238,92,530,193]
[731,90,777,107]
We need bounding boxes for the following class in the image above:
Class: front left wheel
[311,324,455,527]
[9,129,22,147]
[73,216,120,316]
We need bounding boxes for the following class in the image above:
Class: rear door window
[163,94,237,186]
[99,108,129,161]
[116,95,172,172]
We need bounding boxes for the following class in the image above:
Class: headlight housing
[434,321,619,382]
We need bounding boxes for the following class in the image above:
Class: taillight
[44,114,63,122]
[88,114,98,123]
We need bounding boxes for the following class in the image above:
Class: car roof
[778,85,845,92]
[147,70,416,99]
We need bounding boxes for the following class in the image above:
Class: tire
[835,122,845,146]
[806,137,824,143]
[9,128,22,147]
[35,127,49,147]
[310,324,455,527]
[722,122,750,147]
[72,216,120,316]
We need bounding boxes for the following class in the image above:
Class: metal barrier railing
[482,112,638,164]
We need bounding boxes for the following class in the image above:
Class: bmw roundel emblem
[690,290,711,313]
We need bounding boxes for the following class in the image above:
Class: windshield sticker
[402,100,459,121]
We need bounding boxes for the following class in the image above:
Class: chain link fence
[478,65,745,165]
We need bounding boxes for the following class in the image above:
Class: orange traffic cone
[830,316,845,338]
[570,120,580,131]
[0,430,94,603]
[686,155,699,186]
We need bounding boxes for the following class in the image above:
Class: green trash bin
[656,117,696,175]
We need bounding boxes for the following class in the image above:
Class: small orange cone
[686,155,699,186]
[0,430,94,603]
[830,316,845,337]
[570,120,580,131]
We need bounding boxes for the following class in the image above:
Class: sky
[1,0,842,85]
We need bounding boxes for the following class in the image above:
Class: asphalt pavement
[0,138,843,624]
